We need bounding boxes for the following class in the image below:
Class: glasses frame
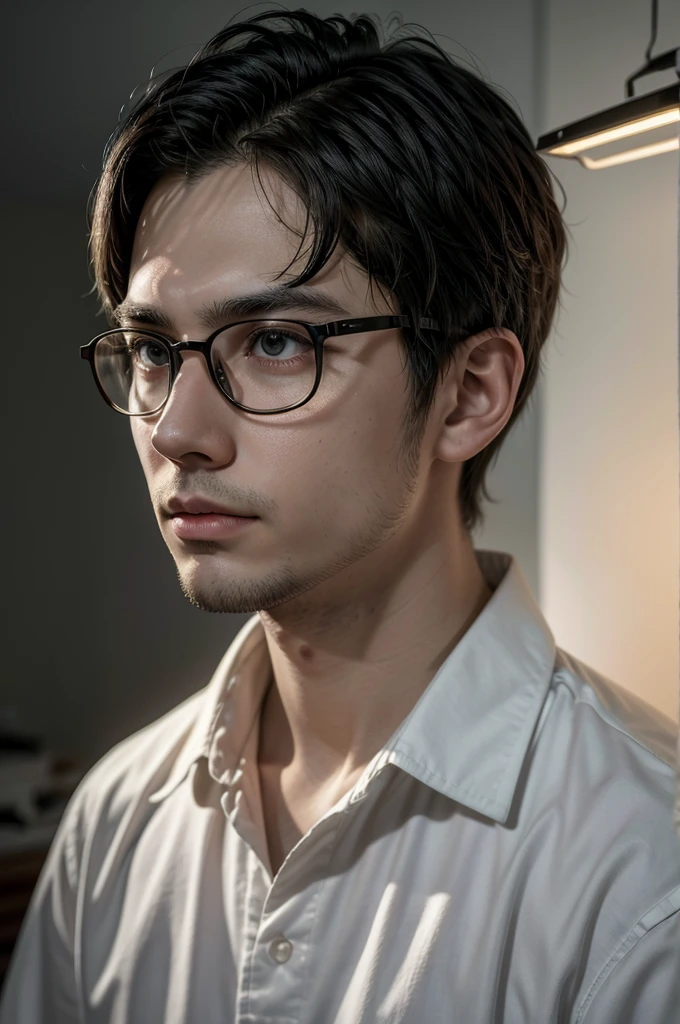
[80,314,442,416]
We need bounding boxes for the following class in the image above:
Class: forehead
[124,162,396,328]
[133,162,305,263]
[127,163,342,304]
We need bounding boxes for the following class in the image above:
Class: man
[2,8,678,1023]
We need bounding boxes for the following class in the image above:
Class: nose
[149,350,238,469]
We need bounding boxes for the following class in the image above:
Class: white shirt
[2,549,679,1024]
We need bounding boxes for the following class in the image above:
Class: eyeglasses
[80,315,441,416]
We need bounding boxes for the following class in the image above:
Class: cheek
[268,400,405,515]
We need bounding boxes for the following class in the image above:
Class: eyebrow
[111,285,351,331]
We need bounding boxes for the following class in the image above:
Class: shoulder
[549,646,677,769]
[541,648,678,836]
[526,648,680,1019]
[82,687,208,805]
[532,647,678,842]
[1,685,213,1002]
[58,686,210,863]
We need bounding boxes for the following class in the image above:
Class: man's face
[125,162,438,618]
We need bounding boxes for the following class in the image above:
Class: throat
[256,751,366,878]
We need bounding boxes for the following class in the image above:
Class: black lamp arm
[625,46,680,98]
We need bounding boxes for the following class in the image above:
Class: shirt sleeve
[573,894,680,1024]
[0,788,85,1024]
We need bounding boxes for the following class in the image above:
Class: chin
[173,559,306,616]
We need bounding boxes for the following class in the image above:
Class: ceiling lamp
[536,0,679,169]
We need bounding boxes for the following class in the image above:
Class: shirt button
[268,936,293,964]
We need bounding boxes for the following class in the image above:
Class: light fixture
[536,0,679,169]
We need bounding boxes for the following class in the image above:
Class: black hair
[88,7,568,534]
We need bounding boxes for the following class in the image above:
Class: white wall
[539,0,679,721]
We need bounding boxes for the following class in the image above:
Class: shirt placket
[228,796,348,1024]
[213,704,393,1024]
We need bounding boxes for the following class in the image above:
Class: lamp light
[536,0,679,170]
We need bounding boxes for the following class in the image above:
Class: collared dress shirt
[1,549,679,1024]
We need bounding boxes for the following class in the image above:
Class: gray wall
[1,197,254,763]
[2,0,541,769]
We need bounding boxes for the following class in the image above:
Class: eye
[134,339,169,370]
[247,327,312,362]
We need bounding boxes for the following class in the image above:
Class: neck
[257,518,494,786]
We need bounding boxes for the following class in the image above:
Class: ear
[430,326,525,465]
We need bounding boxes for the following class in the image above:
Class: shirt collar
[149,549,556,823]
[358,549,557,823]
[147,613,271,804]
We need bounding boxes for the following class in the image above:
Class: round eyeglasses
[80,315,441,416]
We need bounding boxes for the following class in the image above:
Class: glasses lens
[94,331,170,414]
[210,321,317,412]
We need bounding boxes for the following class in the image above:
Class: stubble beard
[173,419,423,617]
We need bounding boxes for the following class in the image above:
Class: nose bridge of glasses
[170,339,216,386]
[174,340,208,351]
[153,344,223,421]
[169,338,210,364]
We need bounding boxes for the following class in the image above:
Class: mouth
[168,509,259,541]
[171,511,257,520]
[164,496,259,540]
[166,495,257,518]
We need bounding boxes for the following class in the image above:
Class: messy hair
[88,7,567,534]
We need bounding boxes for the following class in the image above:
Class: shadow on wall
[1,199,252,777]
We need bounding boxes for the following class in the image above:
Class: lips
[166,496,256,517]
